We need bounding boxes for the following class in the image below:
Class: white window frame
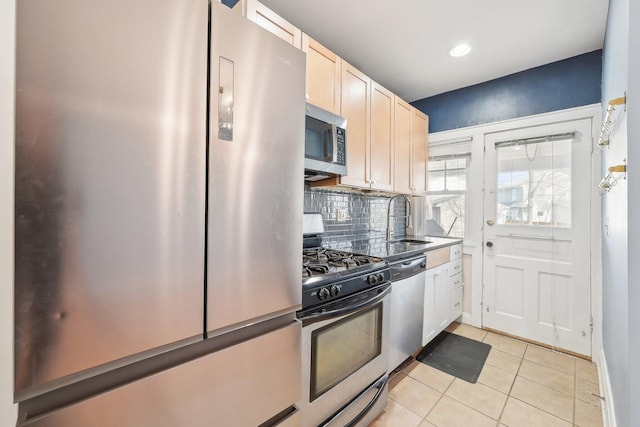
[427,137,473,239]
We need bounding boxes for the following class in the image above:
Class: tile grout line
[574,370,577,427]
[495,341,526,425]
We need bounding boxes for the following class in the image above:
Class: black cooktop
[301,247,389,308]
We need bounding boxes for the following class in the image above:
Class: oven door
[298,283,390,427]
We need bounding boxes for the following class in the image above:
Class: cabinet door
[412,108,428,194]
[422,270,437,345]
[246,0,301,48]
[302,34,341,114]
[339,62,370,189]
[394,96,412,194]
[369,82,394,192]
[434,266,449,331]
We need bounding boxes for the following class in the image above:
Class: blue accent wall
[412,50,602,133]
[221,0,240,8]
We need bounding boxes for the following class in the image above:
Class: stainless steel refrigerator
[14,0,304,425]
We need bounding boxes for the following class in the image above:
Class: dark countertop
[326,235,462,262]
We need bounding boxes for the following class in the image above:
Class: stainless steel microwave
[304,103,347,181]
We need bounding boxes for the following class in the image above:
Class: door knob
[486,220,495,226]
[486,241,494,248]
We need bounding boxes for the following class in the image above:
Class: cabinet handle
[454,265,460,270]
[454,302,460,307]
[454,280,460,285]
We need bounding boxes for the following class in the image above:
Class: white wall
[600,0,631,425]
[1,0,17,425]
[626,0,640,422]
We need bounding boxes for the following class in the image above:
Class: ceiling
[260,0,610,102]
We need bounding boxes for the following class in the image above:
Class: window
[427,155,469,238]
[495,138,571,226]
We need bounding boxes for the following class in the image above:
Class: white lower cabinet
[434,266,450,332]
[422,268,436,345]
[422,243,464,346]
[422,263,448,346]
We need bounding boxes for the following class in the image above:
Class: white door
[482,119,593,356]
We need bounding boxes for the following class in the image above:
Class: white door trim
[428,103,602,358]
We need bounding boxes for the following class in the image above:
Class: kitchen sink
[389,238,432,245]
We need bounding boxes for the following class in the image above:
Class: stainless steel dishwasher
[388,254,427,372]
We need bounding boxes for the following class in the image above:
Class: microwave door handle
[331,124,338,162]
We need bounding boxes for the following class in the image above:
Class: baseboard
[597,348,617,427]
[461,312,481,328]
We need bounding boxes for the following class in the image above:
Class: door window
[496,138,572,227]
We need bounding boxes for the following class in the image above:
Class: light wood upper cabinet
[394,97,412,194]
[370,82,394,192]
[412,108,429,194]
[394,97,429,195]
[338,62,370,189]
[246,0,301,48]
[302,34,341,114]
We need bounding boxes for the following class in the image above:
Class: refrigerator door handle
[218,56,234,141]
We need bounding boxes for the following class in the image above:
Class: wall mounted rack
[598,95,627,148]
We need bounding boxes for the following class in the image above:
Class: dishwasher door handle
[390,256,426,281]
[392,256,426,269]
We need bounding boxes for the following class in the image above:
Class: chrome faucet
[386,194,412,241]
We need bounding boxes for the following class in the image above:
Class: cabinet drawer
[448,272,463,292]
[450,287,463,321]
[448,258,462,277]
[449,243,462,260]
[426,247,450,269]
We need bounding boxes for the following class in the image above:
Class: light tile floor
[370,322,604,427]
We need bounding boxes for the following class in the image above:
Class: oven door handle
[300,285,391,326]
[320,374,389,427]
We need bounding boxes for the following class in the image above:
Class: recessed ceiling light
[449,43,471,58]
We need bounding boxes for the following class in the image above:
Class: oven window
[310,304,383,401]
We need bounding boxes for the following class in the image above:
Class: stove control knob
[377,273,385,283]
[330,284,340,297]
[367,274,379,285]
[318,287,330,301]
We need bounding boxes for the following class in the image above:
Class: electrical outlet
[337,208,348,222]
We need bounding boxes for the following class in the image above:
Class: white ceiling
[260,0,610,102]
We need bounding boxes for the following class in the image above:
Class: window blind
[494,132,576,148]
[429,137,473,160]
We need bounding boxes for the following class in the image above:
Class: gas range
[301,247,390,310]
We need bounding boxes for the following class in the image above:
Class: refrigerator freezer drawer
[22,322,301,427]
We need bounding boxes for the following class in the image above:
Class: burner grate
[302,248,382,278]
